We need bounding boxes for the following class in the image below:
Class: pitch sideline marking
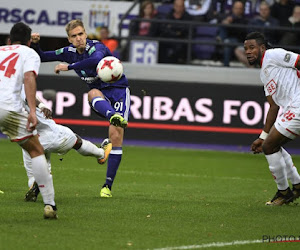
[152,239,262,250]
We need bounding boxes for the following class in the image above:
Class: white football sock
[31,155,55,206]
[265,151,289,190]
[22,149,33,183]
[76,139,104,158]
[281,147,300,185]
[28,176,35,189]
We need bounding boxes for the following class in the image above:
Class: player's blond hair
[65,19,85,36]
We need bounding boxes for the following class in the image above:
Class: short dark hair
[245,32,272,49]
[10,22,32,45]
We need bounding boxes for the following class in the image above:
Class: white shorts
[0,108,35,142]
[23,124,77,179]
[275,107,300,140]
[40,124,77,155]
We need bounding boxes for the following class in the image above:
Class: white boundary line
[152,239,262,250]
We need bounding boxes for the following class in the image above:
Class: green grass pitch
[1,139,300,250]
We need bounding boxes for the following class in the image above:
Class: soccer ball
[96,56,123,83]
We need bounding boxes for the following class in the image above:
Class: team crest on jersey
[284,53,291,62]
[266,79,277,96]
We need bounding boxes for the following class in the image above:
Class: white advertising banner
[0,0,138,37]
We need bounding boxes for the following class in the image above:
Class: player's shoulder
[266,48,287,55]
[264,48,283,61]
[86,39,107,55]
[87,39,106,49]
[265,48,298,63]
[16,45,40,59]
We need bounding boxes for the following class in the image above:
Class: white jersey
[260,48,300,109]
[0,45,40,112]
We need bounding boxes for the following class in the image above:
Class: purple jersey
[31,39,129,90]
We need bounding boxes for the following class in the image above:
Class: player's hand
[31,33,40,43]
[250,138,264,154]
[27,112,38,132]
[40,107,52,119]
[55,63,69,74]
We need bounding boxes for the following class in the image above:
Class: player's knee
[88,89,103,102]
[262,141,280,155]
[28,147,44,158]
[73,134,82,150]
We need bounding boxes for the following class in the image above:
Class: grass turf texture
[1,139,300,250]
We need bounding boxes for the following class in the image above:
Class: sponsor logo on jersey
[55,48,64,55]
[266,79,277,96]
[81,76,99,84]
[68,47,76,53]
[284,53,291,63]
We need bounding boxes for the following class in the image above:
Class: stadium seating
[193,26,219,60]
[156,3,173,18]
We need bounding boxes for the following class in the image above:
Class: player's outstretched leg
[74,136,111,164]
[90,96,116,119]
[89,90,128,129]
[98,138,112,164]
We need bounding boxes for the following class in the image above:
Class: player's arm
[36,97,52,119]
[251,95,279,154]
[55,43,109,74]
[69,49,106,70]
[31,33,68,62]
[24,71,38,131]
[55,50,105,74]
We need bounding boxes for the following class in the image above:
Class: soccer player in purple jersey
[31,19,130,198]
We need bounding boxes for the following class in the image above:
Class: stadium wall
[36,62,300,150]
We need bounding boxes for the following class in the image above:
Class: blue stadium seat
[156,4,173,18]
[193,26,218,60]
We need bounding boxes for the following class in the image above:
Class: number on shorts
[0,53,19,78]
[114,102,123,112]
[284,110,295,121]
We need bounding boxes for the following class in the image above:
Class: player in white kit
[22,93,112,202]
[244,32,300,206]
[0,22,56,218]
